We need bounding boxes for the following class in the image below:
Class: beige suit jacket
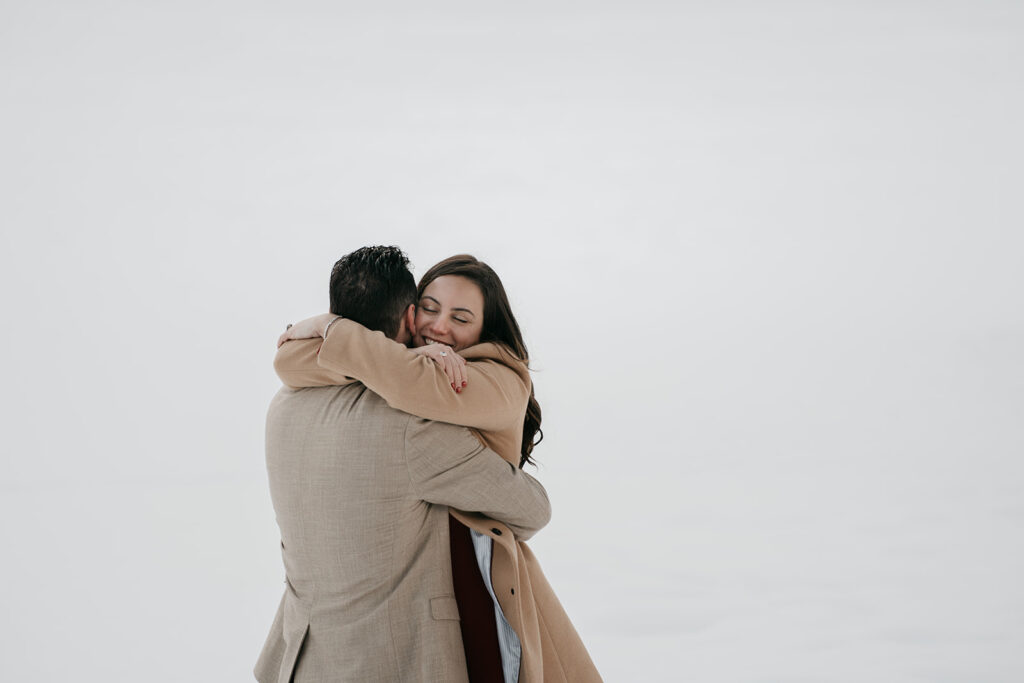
[255,383,551,683]
[275,321,603,682]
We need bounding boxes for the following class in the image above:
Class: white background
[2,2,1022,681]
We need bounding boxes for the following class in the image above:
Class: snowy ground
[2,1,1022,681]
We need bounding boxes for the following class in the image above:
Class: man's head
[329,246,417,342]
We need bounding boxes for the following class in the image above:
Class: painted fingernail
[461,381,467,387]
[451,383,456,390]
[456,387,461,393]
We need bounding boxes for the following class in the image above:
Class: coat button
[491,528,502,536]
[510,588,515,595]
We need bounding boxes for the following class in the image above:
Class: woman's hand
[410,344,467,392]
[277,313,340,348]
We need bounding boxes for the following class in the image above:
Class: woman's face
[413,275,485,352]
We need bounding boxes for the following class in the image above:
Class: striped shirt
[470,530,521,683]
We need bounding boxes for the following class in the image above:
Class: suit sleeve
[280,318,529,432]
[404,417,551,541]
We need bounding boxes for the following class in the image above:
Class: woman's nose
[430,318,450,335]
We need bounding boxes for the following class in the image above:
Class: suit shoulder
[403,417,480,460]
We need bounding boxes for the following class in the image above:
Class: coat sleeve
[404,417,551,541]
[277,319,530,432]
[273,337,358,389]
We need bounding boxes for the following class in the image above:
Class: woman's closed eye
[419,304,466,324]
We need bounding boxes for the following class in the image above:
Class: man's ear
[396,303,416,344]
[404,303,416,334]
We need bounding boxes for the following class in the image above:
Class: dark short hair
[329,246,416,339]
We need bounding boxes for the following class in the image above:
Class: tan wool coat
[256,383,551,682]
[276,320,602,683]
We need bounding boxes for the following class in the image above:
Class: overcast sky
[1,2,1022,681]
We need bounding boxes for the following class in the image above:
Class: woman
[275,255,601,683]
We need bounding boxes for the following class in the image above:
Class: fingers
[416,344,468,393]
[440,351,457,389]
[443,351,467,393]
[453,355,467,392]
[436,346,464,392]
[277,330,291,348]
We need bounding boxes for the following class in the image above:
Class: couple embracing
[255,246,602,682]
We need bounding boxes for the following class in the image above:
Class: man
[254,246,551,683]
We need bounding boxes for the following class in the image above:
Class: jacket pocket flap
[430,596,461,621]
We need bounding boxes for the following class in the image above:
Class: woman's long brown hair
[417,255,542,468]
